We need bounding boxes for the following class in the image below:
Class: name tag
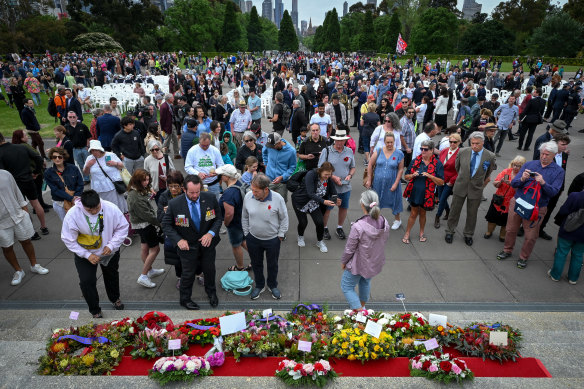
[205,209,216,221]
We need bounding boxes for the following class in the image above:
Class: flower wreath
[149,355,213,386]
[176,317,221,345]
[454,322,522,363]
[275,359,339,387]
[330,327,396,363]
[131,327,189,359]
[135,311,174,332]
[409,351,474,384]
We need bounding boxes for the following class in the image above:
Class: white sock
[337,225,343,229]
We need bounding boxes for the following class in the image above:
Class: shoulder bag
[94,157,127,194]
[77,213,104,250]
[56,171,75,211]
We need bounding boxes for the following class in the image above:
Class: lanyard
[84,213,103,235]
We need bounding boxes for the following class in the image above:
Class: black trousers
[518,122,538,150]
[246,234,280,290]
[294,204,327,241]
[540,191,561,232]
[178,244,216,305]
[74,252,120,315]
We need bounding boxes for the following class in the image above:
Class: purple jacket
[341,215,390,279]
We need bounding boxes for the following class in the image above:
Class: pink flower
[428,364,439,373]
[452,364,462,375]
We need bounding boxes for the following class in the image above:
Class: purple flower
[207,352,225,367]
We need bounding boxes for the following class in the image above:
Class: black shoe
[208,293,219,308]
[323,228,331,240]
[336,227,346,240]
[358,148,364,154]
[578,129,584,133]
[407,205,412,212]
[517,259,528,269]
[517,226,524,237]
[445,233,453,244]
[42,206,51,213]
[497,251,512,260]
[112,299,124,310]
[483,233,492,239]
[180,301,200,310]
[443,209,450,221]
[400,179,407,184]
[434,215,440,229]
[92,311,103,319]
[31,232,41,240]
[523,148,530,152]
[516,147,522,151]
[40,227,49,235]
[539,230,552,240]
[43,204,53,209]
[464,237,473,246]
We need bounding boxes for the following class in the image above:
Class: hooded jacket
[341,214,390,279]
[221,131,237,163]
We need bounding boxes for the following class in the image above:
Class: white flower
[390,320,397,326]
[110,321,118,325]
[204,360,210,370]
[333,316,342,322]
[378,318,389,326]
[320,360,331,371]
[185,360,196,373]
[303,363,314,374]
[336,324,343,330]
[161,360,173,373]
[401,327,407,332]
[53,328,63,334]
[173,359,185,370]
[129,327,135,334]
[192,358,202,370]
[344,309,352,316]
[153,358,166,370]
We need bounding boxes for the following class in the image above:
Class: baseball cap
[215,164,241,179]
[266,133,282,148]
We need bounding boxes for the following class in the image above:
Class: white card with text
[489,331,508,346]
[364,320,382,339]
[429,314,448,327]
[219,312,246,335]
[168,339,181,350]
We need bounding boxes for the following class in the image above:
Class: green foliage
[260,17,279,50]
[247,6,264,52]
[529,12,584,57]
[324,8,341,52]
[358,10,376,51]
[458,20,515,56]
[219,0,245,52]
[410,7,457,54]
[73,32,123,52]
[0,0,51,32]
[563,0,584,23]
[378,12,401,53]
[278,10,298,52]
[0,14,67,54]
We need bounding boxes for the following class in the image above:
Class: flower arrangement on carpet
[275,359,339,387]
[454,322,522,363]
[330,327,396,363]
[130,327,189,359]
[409,351,474,384]
[148,354,214,385]
[176,317,221,345]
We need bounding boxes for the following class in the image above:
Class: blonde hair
[367,102,377,113]
[508,155,526,169]
[449,133,462,143]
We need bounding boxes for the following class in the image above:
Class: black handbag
[492,193,505,206]
[94,157,127,194]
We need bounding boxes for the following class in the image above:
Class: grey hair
[164,93,173,101]
[92,108,103,117]
[147,139,162,152]
[420,139,435,149]
[293,99,301,107]
[102,104,111,112]
[539,140,558,155]
[468,131,485,141]
[275,92,283,102]
[360,190,381,220]
[251,173,271,189]
[386,112,401,130]
[243,130,256,142]
[199,132,211,142]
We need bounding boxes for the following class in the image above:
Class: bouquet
[286,305,333,335]
[108,318,137,346]
[386,312,434,357]
[176,317,221,345]
[149,355,212,386]
[130,328,189,359]
[135,311,174,332]
[409,352,474,384]
[223,326,282,361]
[282,332,331,361]
[275,359,339,387]
[455,323,522,363]
[434,323,464,347]
[330,327,396,363]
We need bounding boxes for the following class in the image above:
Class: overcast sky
[247,0,568,26]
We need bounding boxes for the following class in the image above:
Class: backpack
[564,209,584,232]
[286,169,309,193]
[280,103,291,127]
[514,180,541,223]
[220,271,254,296]
[235,182,250,200]
[48,97,58,117]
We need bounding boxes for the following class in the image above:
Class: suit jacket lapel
[199,197,207,224]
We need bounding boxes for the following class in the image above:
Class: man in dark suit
[290,100,307,145]
[518,87,546,151]
[65,88,83,122]
[445,131,496,246]
[160,93,180,159]
[538,133,570,240]
[533,120,567,160]
[162,175,222,310]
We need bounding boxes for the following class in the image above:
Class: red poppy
[162,163,166,167]
[440,361,452,373]
[343,157,349,162]
[323,182,327,187]
[268,205,271,210]
[393,157,396,160]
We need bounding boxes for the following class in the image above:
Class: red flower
[166,323,175,332]
[344,157,349,162]
[314,362,324,372]
[440,361,452,373]
[454,360,467,370]
[323,182,327,187]
[278,361,286,370]
[422,361,431,370]
[268,205,271,210]
[393,157,396,160]
[294,363,303,372]
[162,163,166,167]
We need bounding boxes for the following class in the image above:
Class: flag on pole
[396,34,408,54]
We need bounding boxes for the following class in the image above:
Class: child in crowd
[220,142,233,165]
[296,126,308,151]
[241,156,258,185]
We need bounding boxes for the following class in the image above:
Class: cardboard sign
[423,338,439,350]
[219,312,246,335]
[429,314,448,327]
[364,320,382,339]
[356,312,367,323]
[395,293,405,300]
[489,331,508,346]
[69,311,79,320]
[263,309,273,319]
[168,339,181,350]
[298,340,312,352]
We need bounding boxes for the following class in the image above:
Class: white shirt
[309,113,332,137]
[229,108,252,133]
[184,144,224,184]
[84,152,122,193]
[555,153,562,167]
[439,136,451,151]
[416,103,427,124]
[370,125,402,151]
[412,133,431,159]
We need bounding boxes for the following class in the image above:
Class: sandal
[419,235,427,242]
[227,265,245,271]
[483,233,492,239]
[244,264,252,271]
[402,237,411,244]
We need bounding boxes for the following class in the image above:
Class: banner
[396,34,408,54]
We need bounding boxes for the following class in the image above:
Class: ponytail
[360,190,381,220]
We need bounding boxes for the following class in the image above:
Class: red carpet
[111,344,551,378]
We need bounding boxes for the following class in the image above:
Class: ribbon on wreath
[57,335,110,344]
[291,303,322,314]
[256,314,286,323]
[186,323,216,331]
[470,323,502,330]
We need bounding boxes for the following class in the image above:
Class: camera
[529,172,536,177]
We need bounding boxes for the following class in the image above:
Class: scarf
[403,155,439,210]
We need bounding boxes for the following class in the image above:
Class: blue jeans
[436,184,453,217]
[340,269,371,310]
[73,147,90,181]
[550,237,584,283]
[31,92,41,106]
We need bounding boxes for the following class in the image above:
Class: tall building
[274,0,283,28]
[151,0,174,11]
[291,0,299,31]
[343,1,348,17]
[262,0,273,21]
[366,0,377,7]
[462,0,482,20]
[245,0,252,13]
[301,20,308,36]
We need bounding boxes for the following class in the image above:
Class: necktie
[470,151,478,177]
[190,201,200,231]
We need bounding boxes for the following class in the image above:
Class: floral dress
[300,180,327,213]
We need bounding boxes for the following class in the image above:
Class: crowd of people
[1,51,583,316]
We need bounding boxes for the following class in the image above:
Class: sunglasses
[51,155,63,160]
[151,148,160,152]
[244,139,254,143]
[420,148,430,151]
[449,140,459,144]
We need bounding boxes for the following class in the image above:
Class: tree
[326,8,341,52]
[409,7,458,53]
[471,12,488,24]
[358,10,376,51]
[278,10,298,52]
[458,20,515,55]
[73,32,123,52]
[429,0,460,15]
[382,12,401,53]
[247,6,264,52]
[218,0,244,51]
[313,25,325,52]
[0,0,51,33]
[529,12,584,57]
[563,0,584,23]
[260,16,279,50]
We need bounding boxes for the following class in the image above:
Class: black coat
[21,106,40,131]
[291,169,337,211]
[66,97,84,122]
[520,96,545,124]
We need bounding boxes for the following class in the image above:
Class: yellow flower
[350,348,355,353]
[374,345,381,352]
[371,352,378,359]
[82,354,95,366]
[341,342,349,349]
[59,359,69,368]
[332,338,338,345]
[359,340,365,347]
[437,325,444,332]
[354,328,361,336]
[347,355,356,361]
[50,342,66,353]
[110,349,119,358]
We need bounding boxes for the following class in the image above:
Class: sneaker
[323,228,331,240]
[269,287,281,300]
[123,237,132,246]
[391,220,402,230]
[497,251,512,260]
[547,269,559,282]
[196,274,204,286]
[316,240,328,253]
[297,236,305,247]
[92,312,103,319]
[569,280,578,285]
[11,270,25,286]
[112,299,125,310]
[250,286,266,300]
[31,232,41,241]
[30,264,49,275]
[137,275,156,288]
[336,227,346,240]
[40,227,49,235]
[517,259,528,269]
[147,268,165,278]
[220,225,227,234]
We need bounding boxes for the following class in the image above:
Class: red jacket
[159,101,173,134]
[439,147,459,186]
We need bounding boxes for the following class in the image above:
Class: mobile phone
[504,175,509,181]
[105,155,111,162]
[331,195,338,203]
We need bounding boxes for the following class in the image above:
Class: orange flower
[51,342,67,353]
[437,325,444,332]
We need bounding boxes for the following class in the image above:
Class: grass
[0,94,60,138]
[407,60,582,74]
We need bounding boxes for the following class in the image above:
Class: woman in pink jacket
[340,190,391,311]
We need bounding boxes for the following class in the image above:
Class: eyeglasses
[168,184,181,190]
[151,148,160,152]
[51,155,63,160]
[420,148,430,151]
[449,141,459,144]
[244,139,254,143]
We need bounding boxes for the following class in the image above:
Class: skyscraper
[274,0,283,28]
[262,0,273,21]
[291,0,299,31]
[366,0,377,7]
[462,0,482,20]
[343,1,348,17]
[301,20,308,36]
[245,0,252,13]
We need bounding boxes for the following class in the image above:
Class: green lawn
[0,94,60,138]
[407,60,581,74]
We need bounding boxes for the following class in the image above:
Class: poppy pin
[268,205,271,210]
